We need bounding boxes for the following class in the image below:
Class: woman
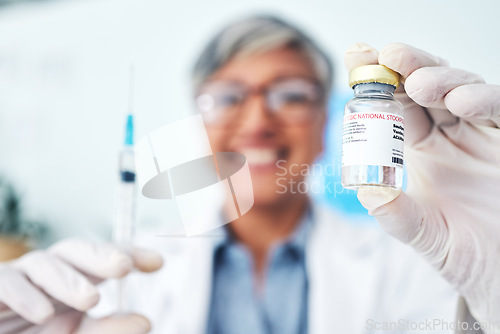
[1,15,499,334]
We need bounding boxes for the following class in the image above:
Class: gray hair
[191,15,333,95]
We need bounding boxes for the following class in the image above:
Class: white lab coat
[93,204,461,333]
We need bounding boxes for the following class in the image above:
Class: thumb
[131,248,164,273]
[357,186,450,267]
[77,313,151,334]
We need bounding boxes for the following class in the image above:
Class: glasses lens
[196,82,246,124]
[196,78,323,125]
[267,79,322,121]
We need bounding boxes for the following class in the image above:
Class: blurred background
[0,0,499,253]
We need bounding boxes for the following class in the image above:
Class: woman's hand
[345,43,500,327]
[0,238,163,334]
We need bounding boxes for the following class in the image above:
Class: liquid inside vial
[341,165,403,190]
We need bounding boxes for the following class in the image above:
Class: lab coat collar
[212,205,314,259]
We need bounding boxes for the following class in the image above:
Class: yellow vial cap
[349,65,400,88]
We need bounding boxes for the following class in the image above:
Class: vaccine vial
[341,65,404,190]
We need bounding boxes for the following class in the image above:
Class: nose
[236,94,278,139]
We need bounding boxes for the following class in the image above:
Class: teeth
[240,148,278,166]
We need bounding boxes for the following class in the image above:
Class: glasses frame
[195,76,326,126]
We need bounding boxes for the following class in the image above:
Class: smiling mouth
[237,147,288,168]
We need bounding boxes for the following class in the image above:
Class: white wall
[0,0,498,243]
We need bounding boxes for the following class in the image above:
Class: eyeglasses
[195,77,325,126]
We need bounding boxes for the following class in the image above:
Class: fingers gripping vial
[341,65,404,190]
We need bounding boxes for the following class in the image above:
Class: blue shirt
[206,212,312,334]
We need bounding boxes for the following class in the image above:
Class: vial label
[342,112,404,167]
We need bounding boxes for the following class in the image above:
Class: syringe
[113,67,137,313]
[114,114,136,244]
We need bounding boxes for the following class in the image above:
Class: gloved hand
[0,238,163,334]
[345,43,500,329]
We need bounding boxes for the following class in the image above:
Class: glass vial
[341,65,404,190]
